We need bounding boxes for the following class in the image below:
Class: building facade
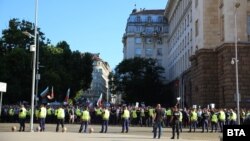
[84,53,111,103]
[165,0,250,108]
[122,9,169,76]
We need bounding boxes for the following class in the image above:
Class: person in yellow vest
[189,108,198,132]
[56,105,65,132]
[229,109,237,125]
[38,104,47,132]
[148,107,154,126]
[100,106,110,133]
[75,106,81,123]
[130,107,138,126]
[8,106,15,122]
[18,104,27,132]
[218,108,225,132]
[121,106,130,133]
[210,110,218,132]
[95,106,102,124]
[165,107,172,127]
[179,109,183,132]
[79,106,90,133]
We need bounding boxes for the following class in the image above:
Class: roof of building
[131,9,165,15]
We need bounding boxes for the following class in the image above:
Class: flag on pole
[97,93,103,107]
[47,86,54,100]
[64,88,70,104]
[40,86,49,98]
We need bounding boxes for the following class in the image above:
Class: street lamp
[231,0,240,125]
[30,0,38,132]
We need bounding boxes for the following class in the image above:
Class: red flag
[64,88,70,104]
[97,93,103,107]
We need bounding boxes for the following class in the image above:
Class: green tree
[0,18,48,54]
[112,57,165,105]
[0,19,93,104]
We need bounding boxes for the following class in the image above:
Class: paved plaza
[0,123,222,141]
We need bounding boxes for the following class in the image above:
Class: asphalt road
[0,123,222,141]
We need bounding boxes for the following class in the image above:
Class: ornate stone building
[122,9,169,76]
[84,53,111,103]
[165,0,250,108]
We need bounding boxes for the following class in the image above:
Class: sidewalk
[0,123,221,141]
[0,132,219,141]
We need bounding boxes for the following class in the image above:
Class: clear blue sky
[0,0,167,69]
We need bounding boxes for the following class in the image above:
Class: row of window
[129,15,164,23]
[135,37,163,44]
[126,25,166,34]
[169,0,192,35]
[168,52,191,81]
[134,47,163,57]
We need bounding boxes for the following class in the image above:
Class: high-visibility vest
[8,108,14,116]
[211,114,218,123]
[57,108,65,119]
[47,108,52,115]
[190,111,198,121]
[76,108,81,116]
[131,110,137,118]
[179,111,183,122]
[95,108,102,116]
[122,109,130,119]
[218,111,225,121]
[81,110,90,121]
[103,109,110,120]
[39,107,47,118]
[19,107,27,119]
[149,108,154,117]
[55,109,58,116]
[166,109,172,116]
[230,112,237,121]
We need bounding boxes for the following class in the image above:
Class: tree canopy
[110,57,166,105]
[0,18,93,104]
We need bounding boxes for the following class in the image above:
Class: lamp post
[30,0,38,132]
[232,0,240,125]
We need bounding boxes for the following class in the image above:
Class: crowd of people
[1,103,250,139]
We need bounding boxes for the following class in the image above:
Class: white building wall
[165,0,192,81]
